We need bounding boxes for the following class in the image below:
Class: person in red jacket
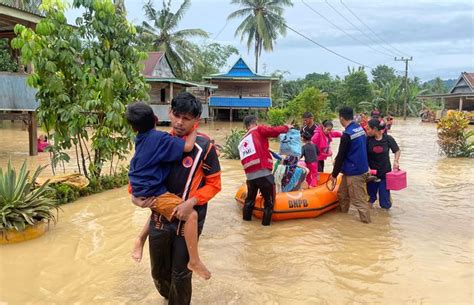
[238,115,291,226]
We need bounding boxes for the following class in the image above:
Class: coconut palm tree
[228,0,293,73]
[140,0,208,77]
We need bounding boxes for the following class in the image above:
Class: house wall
[444,97,474,111]
[151,57,175,78]
[212,80,270,98]
[149,82,187,104]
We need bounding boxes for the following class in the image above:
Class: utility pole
[395,57,413,120]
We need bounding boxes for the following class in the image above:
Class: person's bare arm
[393,150,401,170]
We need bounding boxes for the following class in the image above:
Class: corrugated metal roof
[0,2,43,17]
[145,77,217,89]
[209,97,271,108]
[204,57,277,80]
[0,73,37,111]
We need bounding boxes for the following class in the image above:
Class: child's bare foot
[131,237,145,263]
[187,260,211,280]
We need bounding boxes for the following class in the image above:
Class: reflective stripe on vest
[350,128,366,140]
[243,158,261,169]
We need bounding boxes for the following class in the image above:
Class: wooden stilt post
[230,108,233,122]
[170,83,174,101]
[459,97,463,111]
[28,112,38,156]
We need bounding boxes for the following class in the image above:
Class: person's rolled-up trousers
[149,206,207,305]
[243,175,276,226]
[337,172,371,223]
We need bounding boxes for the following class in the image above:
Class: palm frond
[227,8,254,20]
[168,0,191,30]
[174,29,209,39]
[143,0,160,26]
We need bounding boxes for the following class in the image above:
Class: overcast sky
[67,0,473,81]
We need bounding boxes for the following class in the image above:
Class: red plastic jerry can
[386,169,407,191]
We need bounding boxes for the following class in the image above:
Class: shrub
[267,108,288,126]
[222,129,246,159]
[437,111,474,157]
[50,183,80,205]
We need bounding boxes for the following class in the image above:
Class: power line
[264,7,400,71]
[301,0,394,58]
[213,20,229,40]
[323,0,400,58]
[339,0,411,57]
[280,21,374,69]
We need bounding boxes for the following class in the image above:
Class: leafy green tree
[281,79,305,102]
[228,0,293,73]
[371,64,397,89]
[304,72,344,111]
[140,0,208,77]
[287,87,330,123]
[343,67,373,111]
[12,0,148,178]
[188,43,238,81]
[270,70,287,107]
[0,39,18,72]
[267,107,288,126]
[431,77,446,94]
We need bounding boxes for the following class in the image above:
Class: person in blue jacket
[329,106,371,223]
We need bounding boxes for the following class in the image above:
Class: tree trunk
[255,41,259,73]
[78,134,89,178]
[74,141,82,175]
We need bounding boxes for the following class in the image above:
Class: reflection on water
[0,119,473,304]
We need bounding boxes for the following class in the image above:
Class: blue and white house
[204,57,277,121]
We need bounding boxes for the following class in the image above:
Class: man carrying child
[130,93,221,305]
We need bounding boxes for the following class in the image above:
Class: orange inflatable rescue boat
[235,173,342,221]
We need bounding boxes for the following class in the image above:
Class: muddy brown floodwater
[0,119,473,304]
